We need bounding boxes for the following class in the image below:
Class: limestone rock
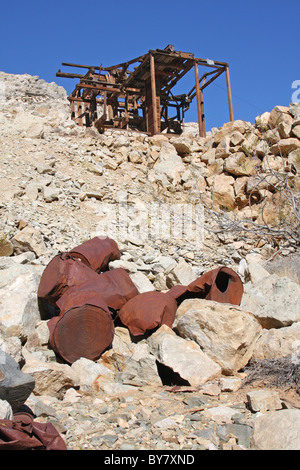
[166,258,197,287]
[224,152,261,176]
[246,389,282,412]
[71,357,114,391]
[12,225,46,257]
[100,328,162,386]
[147,325,221,387]
[251,409,300,450]
[0,399,13,419]
[210,173,235,210]
[252,322,300,360]
[129,271,155,293]
[268,105,290,129]
[0,234,13,257]
[0,350,35,412]
[174,299,262,374]
[0,262,43,338]
[241,273,300,329]
[153,142,185,184]
[22,348,75,399]
[270,137,300,156]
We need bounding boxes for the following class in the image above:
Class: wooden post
[200,89,206,136]
[225,65,234,121]
[150,54,159,135]
[194,62,204,137]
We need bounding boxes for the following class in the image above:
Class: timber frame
[56,45,234,137]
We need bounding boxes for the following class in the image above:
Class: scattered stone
[246,389,282,412]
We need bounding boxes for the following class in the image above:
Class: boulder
[224,152,261,176]
[21,348,75,399]
[174,299,262,374]
[250,409,300,450]
[209,174,235,211]
[241,273,300,329]
[100,328,162,386]
[0,261,43,338]
[252,322,300,360]
[148,325,221,386]
[0,351,35,412]
[153,142,185,184]
[270,137,300,156]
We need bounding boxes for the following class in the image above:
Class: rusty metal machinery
[56,45,234,137]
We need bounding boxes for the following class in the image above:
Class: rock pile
[0,72,299,450]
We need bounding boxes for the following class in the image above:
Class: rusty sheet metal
[56,267,139,314]
[168,266,243,306]
[118,291,178,336]
[37,252,99,309]
[70,236,120,273]
[47,303,115,364]
[0,412,67,450]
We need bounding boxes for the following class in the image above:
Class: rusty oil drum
[118,291,178,336]
[69,236,120,273]
[168,266,243,306]
[47,302,114,364]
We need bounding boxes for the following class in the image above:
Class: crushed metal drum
[47,303,114,364]
[168,266,243,306]
[56,267,139,314]
[37,252,100,310]
[0,412,67,450]
[70,236,120,273]
[118,291,178,336]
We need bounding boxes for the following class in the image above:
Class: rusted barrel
[70,236,120,273]
[168,266,243,306]
[56,267,139,314]
[37,252,99,309]
[47,302,114,364]
[118,291,178,336]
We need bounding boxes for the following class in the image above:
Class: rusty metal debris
[70,236,120,273]
[118,291,178,336]
[168,266,243,306]
[37,236,243,364]
[0,412,67,450]
[56,45,234,137]
[47,303,114,364]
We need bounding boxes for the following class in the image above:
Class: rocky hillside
[0,71,299,451]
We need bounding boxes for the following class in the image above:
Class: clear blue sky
[1,0,299,131]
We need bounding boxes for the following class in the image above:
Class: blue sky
[1,0,299,131]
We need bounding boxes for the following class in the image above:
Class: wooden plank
[150,54,159,135]
[194,62,204,137]
[225,66,234,121]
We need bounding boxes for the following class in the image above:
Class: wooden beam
[194,62,204,137]
[225,65,234,121]
[150,54,159,135]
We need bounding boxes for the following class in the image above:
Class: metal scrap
[37,236,243,364]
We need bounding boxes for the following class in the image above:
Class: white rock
[0,399,13,419]
[251,409,300,450]
[174,299,262,374]
[148,325,221,387]
[129,272,155,293]
[241,273,300,328]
